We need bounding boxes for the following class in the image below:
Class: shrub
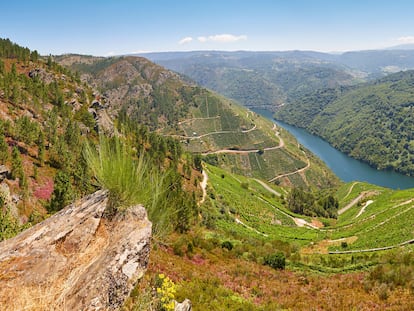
[264,252,286,270]
[221,240,233,251]
[0,208,21,241]
[156,274,176,311]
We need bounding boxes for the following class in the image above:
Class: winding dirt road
[254,179,281,197]
[268,154,310,183]
[338,191,377,215]
[199,169,208,205]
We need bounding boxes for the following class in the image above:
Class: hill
[128,165,414,310]
[143,49,414,114]
[275,70,414,176]
[143,50,359,111]
[58,54,339,189]
[2,39,414,310]
[0,38,99,237]
[0,40,201,243]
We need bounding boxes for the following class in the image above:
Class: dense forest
[276,70,414,176]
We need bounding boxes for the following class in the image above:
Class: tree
[47,55,53,68]
[11,147,22,179]
[37,131,45,166]
[264,252,286,270]
[10,63,17,78]
[0,132,9,163]
[11,147,26,188]
[193,154,203,172]
[30,50,39,62]
[49,171,73,212]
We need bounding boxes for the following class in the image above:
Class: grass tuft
[85,134,151,212]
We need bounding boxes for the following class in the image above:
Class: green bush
[264,252,286,270]
[241,182,249,190]
[221,240,233,251]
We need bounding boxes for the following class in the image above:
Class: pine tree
[0,59,4,74]
[0,132,9,164]
[47,55,53,68]
[11,147,26,188]
[49,171,73,212]
[37,131,45,166]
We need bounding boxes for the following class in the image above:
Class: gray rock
[175,298,192,311]
[0,189,152,310]
[0,165,10,181]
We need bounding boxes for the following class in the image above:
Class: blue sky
[2,0,414,56]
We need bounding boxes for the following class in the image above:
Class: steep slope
[127,166,414,310]
[276,70,414,176]
[58,55,339,189]
[0,39,99,235]
[0,40,200,244]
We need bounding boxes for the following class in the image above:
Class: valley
[0,37,414,310]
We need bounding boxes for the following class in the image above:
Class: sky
[3,0,414,56]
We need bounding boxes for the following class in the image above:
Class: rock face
[0,189,152,310]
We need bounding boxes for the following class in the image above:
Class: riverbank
[252,108,414,189]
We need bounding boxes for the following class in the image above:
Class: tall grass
[84,135,176,237]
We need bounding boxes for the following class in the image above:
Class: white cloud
[397,36,414,44]
[106,51,116,56]
[197,34,247,43]
[197,36,208,43]
[179,36,193,45]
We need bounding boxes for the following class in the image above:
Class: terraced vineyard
[202,164,320,244]
[203,166,414,258]
[327,182,414,252]
[162,91,338,189]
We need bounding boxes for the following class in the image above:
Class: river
[252,109,414,190]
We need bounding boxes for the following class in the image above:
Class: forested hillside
[275,70,414,176]
[0,38,96,239]
[0,39,200,241]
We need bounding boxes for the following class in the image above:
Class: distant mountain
[335,50,414,75]
[386,43,414,50]
[141,51,358,112]
[275,70,414,176]
[141,49,414,111]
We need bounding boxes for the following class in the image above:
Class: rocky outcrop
[0,189,152,310]
[28,68,55,84]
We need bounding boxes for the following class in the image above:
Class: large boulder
[0,189,152,310]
